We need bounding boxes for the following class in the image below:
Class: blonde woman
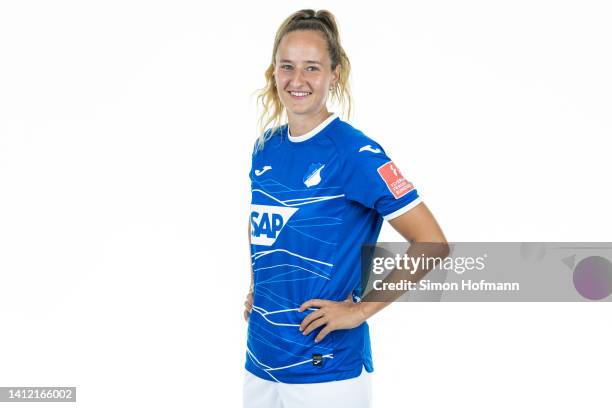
[243,9,447,408]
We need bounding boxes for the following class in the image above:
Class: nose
[289,68,306,88]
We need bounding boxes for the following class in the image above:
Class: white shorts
[243,366,372,408]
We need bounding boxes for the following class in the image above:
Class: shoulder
[325,119,387,161]
[252,124,287,156]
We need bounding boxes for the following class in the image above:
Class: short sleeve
[343,140,422,221]
[249,132,266,177]
[249,138,258,178]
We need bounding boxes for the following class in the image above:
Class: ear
[332,64,340,84]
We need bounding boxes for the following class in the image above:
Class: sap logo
[250,204,298,246]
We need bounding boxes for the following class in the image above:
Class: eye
[281,64,292,70]
[306,66,319,71]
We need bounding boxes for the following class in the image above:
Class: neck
[287,109,332,137]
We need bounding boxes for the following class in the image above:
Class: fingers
[244,292,253,322]
[299,298,330,312]
[299,308,325,332]
[302,314,328,336]
[303,317,336,342]
[315,325,334,343]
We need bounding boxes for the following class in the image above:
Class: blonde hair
[252,9,353,151]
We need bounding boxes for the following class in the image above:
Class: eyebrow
[279,59,322,65]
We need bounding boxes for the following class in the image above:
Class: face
[274,30,339,117]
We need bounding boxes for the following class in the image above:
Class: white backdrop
[0,1,610,407]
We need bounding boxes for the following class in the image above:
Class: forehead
[276,30,329,62]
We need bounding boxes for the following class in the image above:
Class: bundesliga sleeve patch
[377,161,415,199]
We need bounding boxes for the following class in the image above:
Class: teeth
[291,91,311,96]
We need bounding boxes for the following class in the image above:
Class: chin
[286,105,311,114]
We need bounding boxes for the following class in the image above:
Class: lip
[288,91,312,100]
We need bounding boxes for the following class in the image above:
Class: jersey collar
[287,112,339,143]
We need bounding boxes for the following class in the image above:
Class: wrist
[355,301,372,321]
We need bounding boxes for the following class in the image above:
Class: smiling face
[274,30,339,118]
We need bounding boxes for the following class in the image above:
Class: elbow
[429,238,450,260]
[439,241,451,259]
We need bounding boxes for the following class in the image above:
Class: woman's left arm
[357,202,450,316]
[299,202,449,342]
[388,202,448,244]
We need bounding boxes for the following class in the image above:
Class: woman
[243,9,447,408]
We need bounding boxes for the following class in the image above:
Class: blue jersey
[246,112,422,383]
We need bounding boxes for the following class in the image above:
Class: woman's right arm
[244,218,254,322]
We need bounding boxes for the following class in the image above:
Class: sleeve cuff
[382,196,423,221]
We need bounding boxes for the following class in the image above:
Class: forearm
[250,266,254,292]
[358,241,450,319]
[248,218,254,292]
